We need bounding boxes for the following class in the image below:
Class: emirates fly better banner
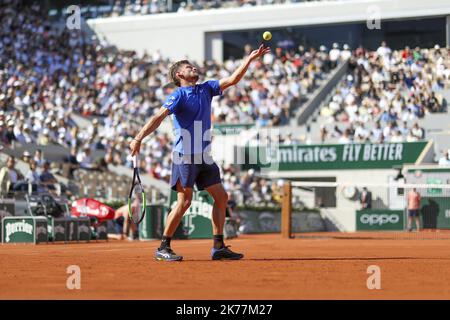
[241,141,427,171]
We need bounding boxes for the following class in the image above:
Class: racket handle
[132,155,138,168]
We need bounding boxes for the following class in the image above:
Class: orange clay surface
[1,233,450,300]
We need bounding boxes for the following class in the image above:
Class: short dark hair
[169,60,190,87]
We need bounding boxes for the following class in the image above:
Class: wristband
[133,138,142,142]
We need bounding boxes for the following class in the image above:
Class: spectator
[360,187,372,209]
[376,41,392,61]
[63,147,80,178]
[338,129,352,144]
[411,123,425,140]
[319,125,328,143]
[77,147,96,170]
[5,121,16,146]
[340,44,352,61]
[33,149,45,167]
[25,160,40,185]
[438,151,450,167]
[109,202,138,240]
[39,161,58,194]
[371,122,383,142]
[390,129,404,142]
[21,151,32,164]
[24,160,46,193]
[0,156,22,195]
[399,121,409,137]
[329,43,340,68]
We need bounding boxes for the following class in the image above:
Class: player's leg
[205,182,227,240]
[205,183,243,260]
[122,216,129,239]
[415,216,420,231]
[155,180,192,261]
[195,159,243,260]
[407,210,412,231]
[164,180,193,237]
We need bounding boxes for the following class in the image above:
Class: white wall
[87,0,450,62]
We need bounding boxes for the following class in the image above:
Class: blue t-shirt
[162,80,222,155]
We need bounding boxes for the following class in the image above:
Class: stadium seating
[1,0,449,213]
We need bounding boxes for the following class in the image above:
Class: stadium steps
[272,60,349,142]
[292,60,349,126]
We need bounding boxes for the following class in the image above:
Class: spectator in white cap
[329,43,340,68]
[21,151,32,164]
[5,121,16,146]
[341,44,352,60]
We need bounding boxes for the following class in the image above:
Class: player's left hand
[249,44,271,61]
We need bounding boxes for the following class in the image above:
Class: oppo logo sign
[360,214,400,226]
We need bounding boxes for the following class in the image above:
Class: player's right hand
[249,44,271,61]
[130,138,141,156]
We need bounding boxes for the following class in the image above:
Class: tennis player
[130,44,270,261]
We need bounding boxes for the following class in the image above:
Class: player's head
[169,60,199,86]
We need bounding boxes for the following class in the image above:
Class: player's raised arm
[219,44,271,92]
[130,106,170,156]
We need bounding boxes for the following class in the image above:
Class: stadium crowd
[66,0,314,19]
[1,0,296,206]
[1,1,450,207]
[319,42,449,143]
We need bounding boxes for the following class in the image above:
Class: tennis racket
[128,155,146,224]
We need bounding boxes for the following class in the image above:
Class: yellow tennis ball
[263,31,272,41]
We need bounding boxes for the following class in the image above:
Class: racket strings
[130,184,145,223]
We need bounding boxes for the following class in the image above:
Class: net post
[281,181,292,238]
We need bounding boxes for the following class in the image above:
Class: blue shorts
[170,153,221,191]
[408,209,419,217]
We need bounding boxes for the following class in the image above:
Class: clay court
[1,233,450,300]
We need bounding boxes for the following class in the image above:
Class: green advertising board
[140,205,167,240]
[213,123,254,135]
[356,210,404,231]
[168,189,214,239]
[1,216,48,244]
[425,178,444,195]
[238,210,325,234]
[241,141,427,171]
[47,217,91,242]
